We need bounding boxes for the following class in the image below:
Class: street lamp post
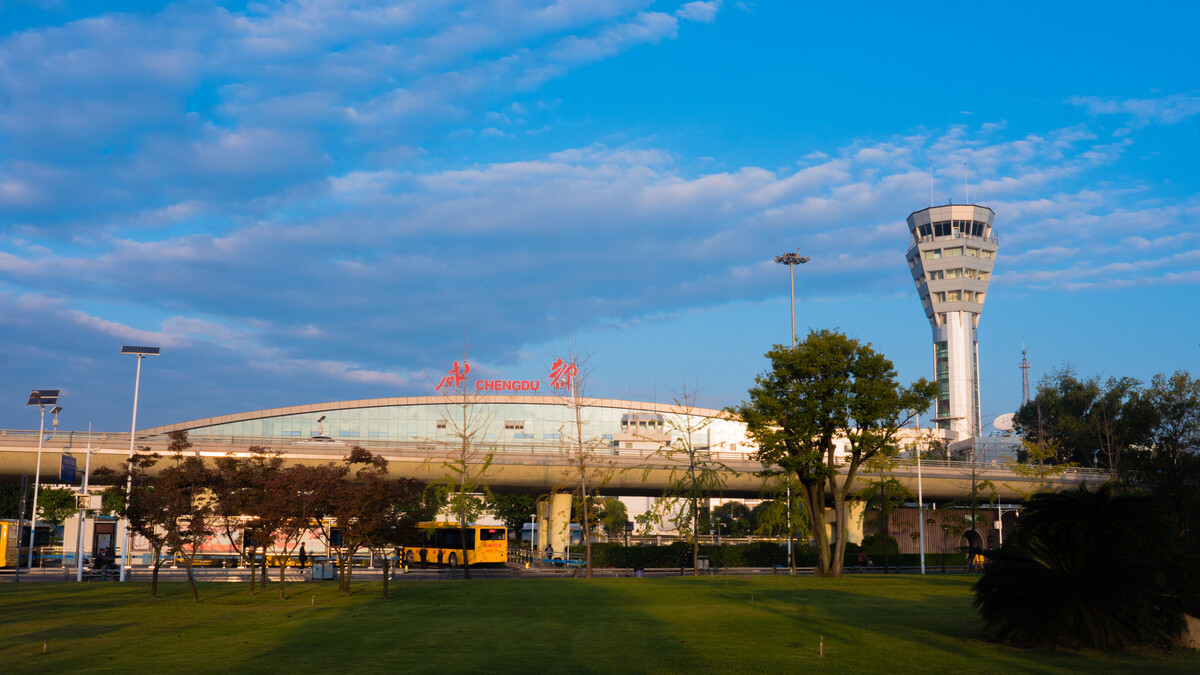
[915,414,926,575]
[529,514,536,558]
[119,345,161,582]
[775,250,810,573]
[25,389,61,569]
[76,425,93,582]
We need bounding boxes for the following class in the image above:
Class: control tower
[905,204,998,437]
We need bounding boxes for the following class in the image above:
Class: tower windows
[944,247,963,257]
[924,249,942,260]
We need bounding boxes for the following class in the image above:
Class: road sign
[76,494,101,510]
[60,455,77,483]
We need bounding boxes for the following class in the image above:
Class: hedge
[565,542,966,569]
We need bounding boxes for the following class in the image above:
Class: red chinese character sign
[549,358,578,390]
[435,361,470,391]
[432,357,578,393]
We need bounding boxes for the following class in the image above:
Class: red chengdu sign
[433,358,577,393]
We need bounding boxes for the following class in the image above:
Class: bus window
[436,528,464,550]
[478,528,505,541]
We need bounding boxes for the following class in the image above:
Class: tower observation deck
[905,204,998,437]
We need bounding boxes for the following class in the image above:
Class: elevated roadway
[0,429,1108,502]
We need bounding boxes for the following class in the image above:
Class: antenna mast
[1020,345,1031,407]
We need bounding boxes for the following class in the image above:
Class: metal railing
[0,428,1111,480]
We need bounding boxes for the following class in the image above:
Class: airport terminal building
[142,394,755,458]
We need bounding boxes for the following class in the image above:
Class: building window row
[916,220,988,240]
[923,246,994,261]
[932,290,986,304]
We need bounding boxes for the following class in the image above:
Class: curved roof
[141,395,730,436]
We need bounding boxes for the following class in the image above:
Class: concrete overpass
[0,428,1109,502]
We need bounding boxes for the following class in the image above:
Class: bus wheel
[405,551,414,565]
[448,553,458,568]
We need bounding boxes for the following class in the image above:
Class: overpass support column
[825,501,866,546]
[539,493,572,554]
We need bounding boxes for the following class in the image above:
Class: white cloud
[1067,94,1200,126]
[677,1,721,23]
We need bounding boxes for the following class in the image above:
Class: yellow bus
[404,522,507,568]
[0,520,19,568]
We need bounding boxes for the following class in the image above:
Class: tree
[327,447,430,599]
[284,458,348,590]
[1135,371,1200,537]
[729,330,935,577]
[643,385,737,575]
[1014,367,1153,468]
[856,453,915,571]
[35,488,78,534]
[550,347,616,578]
[427,360,496,580]
[0,481,32,520]
[94,449,170,597]
[156,433,215,602]
[485,493,538,533]
[597,497,628,539]
[973,485,1187,650]
[210,447,284,595]
[711,501,752,537]
[752,471,811,573]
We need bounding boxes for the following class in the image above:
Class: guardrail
[0,428,1111,478]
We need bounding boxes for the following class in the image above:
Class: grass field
[2,575,1198,673]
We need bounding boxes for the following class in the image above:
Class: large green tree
[1014,367,1153,468]
[729,329,935,577]
[1134,371,1200,537]
[485,493,539,533]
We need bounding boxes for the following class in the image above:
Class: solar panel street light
[118,345,161,581]
[25,388,61,568]
[120,345,161,355]
[27,389,60,406]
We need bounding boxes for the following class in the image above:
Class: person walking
[298,543,308,569]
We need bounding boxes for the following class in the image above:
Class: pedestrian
[857,550,866,569]
[298,543,308,569]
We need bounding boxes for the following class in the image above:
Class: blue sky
[1,0,1197,432]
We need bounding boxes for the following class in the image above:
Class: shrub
[972,484,1188,651]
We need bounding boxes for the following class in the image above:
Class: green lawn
[1,575,1197,673]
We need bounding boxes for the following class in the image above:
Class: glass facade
[172,399,732,453]
[935,341,950,430]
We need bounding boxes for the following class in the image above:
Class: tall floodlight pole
[774,251,811,347]
[119,345,161,581]
[26,389,61,569]
[774,250,810,573]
